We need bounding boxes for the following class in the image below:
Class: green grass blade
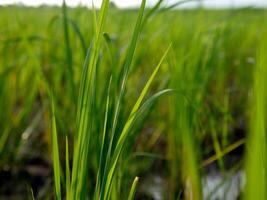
[142,0,164,28]
[66,136,71,200]
[62,0,75,102]
[244,32,267,200]
[132,89,174,124]
[129,45,171,117]
[99,1,147,198]
[95,76,112,199]
[0,128,10,155]
[67,18,87,56]
[128,177,139,200]
[51,93,61,200]
[31,188,35,200]
[70,0,110,198]
[104,44,171,200]
[47,14,87,56]
[109,0,147,149]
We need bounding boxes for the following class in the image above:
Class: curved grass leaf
[128,177,139,200]
[103,44,171,200]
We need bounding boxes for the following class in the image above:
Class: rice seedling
[49,0,172,199]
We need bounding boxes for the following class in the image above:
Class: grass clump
[49,0,171,199]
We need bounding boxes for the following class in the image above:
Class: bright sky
[0,0,267,8]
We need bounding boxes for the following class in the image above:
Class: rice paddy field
[0,0,267,199]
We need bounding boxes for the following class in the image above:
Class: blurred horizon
[0,0,267,8]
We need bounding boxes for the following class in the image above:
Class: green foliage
[0,1,267,199]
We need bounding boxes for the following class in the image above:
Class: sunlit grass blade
[128,177,139,200]
[70,0,110,198]
[201,138,245,168]
[180,103,202,200]
[210,119,225,170]
[30,188,35,200]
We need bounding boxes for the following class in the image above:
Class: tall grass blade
[244,32,267,200]
[70,0,110,198]
[99,1,147,198]
[51,93,61,200]
[62,0,75,102]
[66,136,70,200]
[109,0,147,151]
[95,77,112,199]
[103,44,171,200]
